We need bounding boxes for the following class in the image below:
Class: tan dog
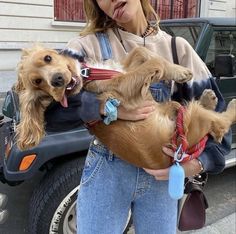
[15,46,236,170]
[15,45,82,150]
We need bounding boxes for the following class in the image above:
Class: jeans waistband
[90,137,114,161]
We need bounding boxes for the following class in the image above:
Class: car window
[160,25,202,48]
[205,29,236,75]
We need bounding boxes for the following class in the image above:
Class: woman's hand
[144,159,203,180]
[117,100,156,121]
[144,167,170,180]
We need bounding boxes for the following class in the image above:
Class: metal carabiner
[80,68,90,78]
[173,144,183,162]
[173,144,188,162]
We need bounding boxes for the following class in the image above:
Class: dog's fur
[15,46,236,169]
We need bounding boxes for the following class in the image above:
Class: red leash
[171,106,208,163]
[81,64,122,81]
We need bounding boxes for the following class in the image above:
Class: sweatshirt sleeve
[173,37,232,174]
[78,90,103,123]
[63,38,103,123]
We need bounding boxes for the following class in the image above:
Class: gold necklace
[115,23,156,52]
[117,22,152,38]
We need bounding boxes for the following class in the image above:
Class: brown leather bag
[178,173,209,231]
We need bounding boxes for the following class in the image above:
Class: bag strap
[95,32,113,61]
[171,37,191,102]
[171,36,179,65]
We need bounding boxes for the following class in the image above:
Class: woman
[65,1,231,233]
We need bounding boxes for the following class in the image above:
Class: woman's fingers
[143,168,170,180]
[118,100,156,121]
[144,158,203,181]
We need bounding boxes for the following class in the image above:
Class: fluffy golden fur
[15,45,82,150]
[15,46,236,170]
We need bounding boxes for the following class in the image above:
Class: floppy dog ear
[14,64,25,93]
[16,90,52,150]
[14,48,33,93]
[141,81,151,98]
[64,56,80,78]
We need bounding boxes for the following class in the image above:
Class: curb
[128,213,236,234]
[186,212,236,234]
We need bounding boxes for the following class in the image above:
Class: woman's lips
[112,2,126,19]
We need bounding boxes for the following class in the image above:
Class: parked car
[0,18,235,234]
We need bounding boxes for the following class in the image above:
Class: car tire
[28,157,85,234]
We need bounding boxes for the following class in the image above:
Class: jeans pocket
[149,82,171,102]
[150,87,163,102]
[81,143,105,185]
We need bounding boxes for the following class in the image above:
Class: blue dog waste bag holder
[168,145,185,200]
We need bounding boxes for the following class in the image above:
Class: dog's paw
[173,67,192,83]
[200,89,218,110]
[227,99,236,122]
[227,99,236,111]
[210,121,228,143]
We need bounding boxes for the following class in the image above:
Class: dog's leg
[125,55,193,85]
[86,58,192,107]
[124,47,193,83]
[85,47,193,95]
[199,89,218,110]
[209,99,236,142]
[198,91,235,143]
[16,90,52,150]
[162,62,193,83]
[225,99,236,123]
[122,47,154,71]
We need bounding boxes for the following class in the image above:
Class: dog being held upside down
[15,45,236,169]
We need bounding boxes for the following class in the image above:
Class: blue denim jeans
[77,139,178,234]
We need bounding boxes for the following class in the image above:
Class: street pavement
[183,213,236,234]
[127,212,236,234]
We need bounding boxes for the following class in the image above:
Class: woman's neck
[117,15,148,36]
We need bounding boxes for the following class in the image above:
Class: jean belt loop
[108,151,114,161]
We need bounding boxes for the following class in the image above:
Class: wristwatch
[197,159,204,174]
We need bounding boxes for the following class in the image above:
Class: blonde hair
[81,0,159,36]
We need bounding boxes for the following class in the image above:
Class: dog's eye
[44,55,52,63]
[33,79,42,85]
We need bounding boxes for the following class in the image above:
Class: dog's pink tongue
[60,94,68,108]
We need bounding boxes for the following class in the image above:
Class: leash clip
[80,68,90,78]
[174,144,188,163]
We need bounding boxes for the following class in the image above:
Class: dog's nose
[51,73,65,87]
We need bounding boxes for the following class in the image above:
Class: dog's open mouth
[60,76,80,108]
[66,76,78,91]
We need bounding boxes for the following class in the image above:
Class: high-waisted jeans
[76,138,178,234]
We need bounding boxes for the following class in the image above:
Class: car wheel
[28,157,132,234]
[28,157,84,234]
